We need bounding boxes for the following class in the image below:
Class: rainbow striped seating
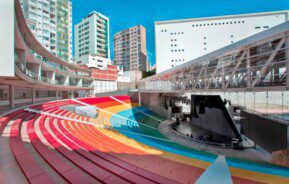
[0,95,289,183]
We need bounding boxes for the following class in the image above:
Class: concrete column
[138,91,141,105]
[287,126,289,148]
[71,91,74,99]
[77,78,83,87]
[51,71,56,84]
[32,88,36,104]
[18,49,26,66]
[222,62,225,89]
[65,76,70,86]
[56,90,59,100]
[38,64,42,81]
[167,107,172,120]
[246,48,251,87]
[9,84,14,108]
[286,34,289,87]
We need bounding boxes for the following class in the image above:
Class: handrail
[15,57,93,89]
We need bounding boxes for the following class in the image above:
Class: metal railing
[139,31,289,92]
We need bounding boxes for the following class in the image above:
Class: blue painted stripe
[110,107,289,178]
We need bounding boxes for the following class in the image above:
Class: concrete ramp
[60,105,98,118]
[196,155,232,184]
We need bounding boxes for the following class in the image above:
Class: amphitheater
[0,95,288,183]
[1,0,289,183]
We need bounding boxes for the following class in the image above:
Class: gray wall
[240,110,288,152]
[191,107,236,138]
[139,92,168,118]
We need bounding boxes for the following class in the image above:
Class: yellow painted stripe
[90,103,289,183]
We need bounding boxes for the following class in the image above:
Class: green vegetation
[142,69,156,79]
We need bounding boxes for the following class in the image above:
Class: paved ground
[158,120,271,163]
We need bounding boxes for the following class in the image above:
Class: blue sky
[71,0,289,65]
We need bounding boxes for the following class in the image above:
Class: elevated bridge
[139,21,289,123]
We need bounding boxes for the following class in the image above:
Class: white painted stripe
[71,99,157,130]
[21,118,30,143]
[44,117,71,150]
[34,117,54,149]
[54,120,88,151]
[25,107,171,143]
[2,120,14,138]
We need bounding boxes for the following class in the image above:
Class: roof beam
[252,37,285,87]
[224,51,247,89]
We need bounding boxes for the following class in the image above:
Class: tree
[142,69,156,79]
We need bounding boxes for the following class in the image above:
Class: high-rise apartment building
[74,11,110,63]
[155,11,289,73]
[113,25,148,72]
[21,0,73,63]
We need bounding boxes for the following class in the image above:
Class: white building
[76,54,111,70]
[93,80,117,94]
[74,11,110,67]
[155,11,289,73]
[117,71,142,83]
[21,0,73,63]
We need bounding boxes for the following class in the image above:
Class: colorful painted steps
[0,95,289,183]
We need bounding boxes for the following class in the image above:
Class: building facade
[21,0,73,63]
[155,11,289,73]
[76,64,118,94]
[114,25,148,72]
[74,11,110,61]
[76,54,111,70]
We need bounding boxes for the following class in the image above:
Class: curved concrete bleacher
[0,96,289,183]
